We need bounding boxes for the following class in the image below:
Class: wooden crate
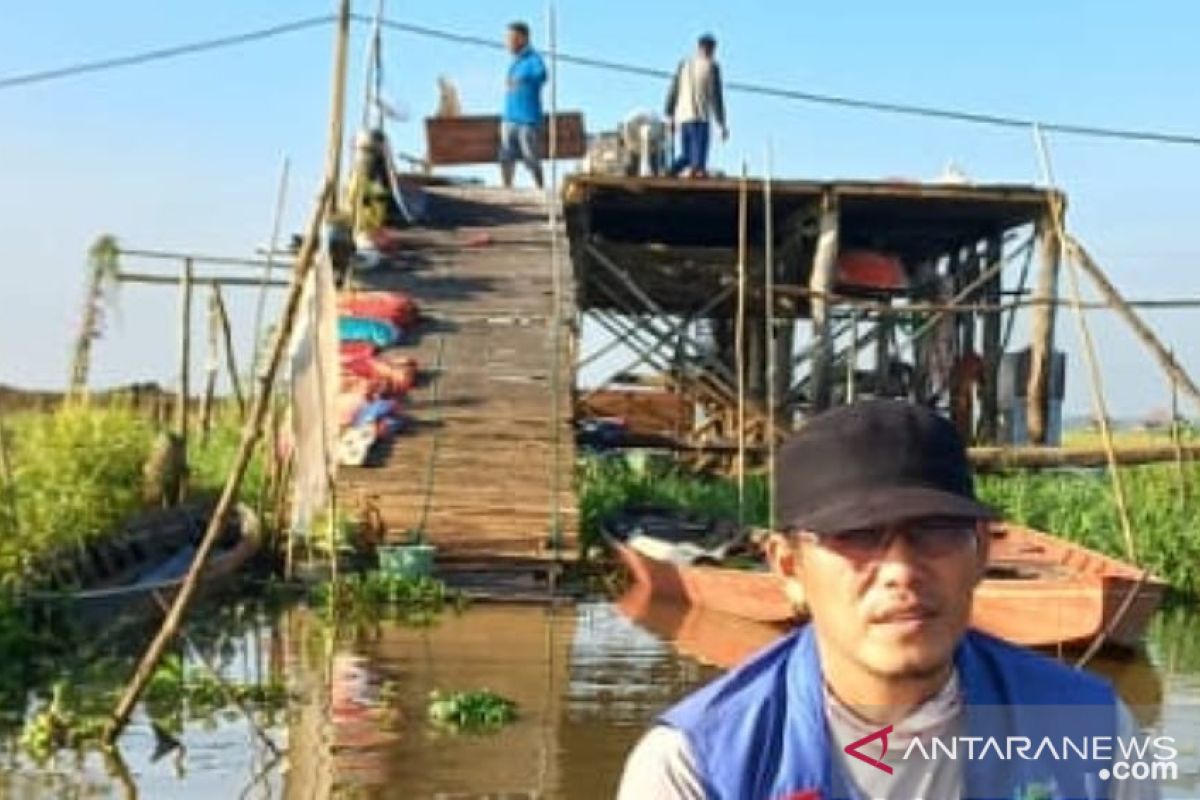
[425,113,586,165]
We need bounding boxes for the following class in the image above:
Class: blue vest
[661,626,1118,800]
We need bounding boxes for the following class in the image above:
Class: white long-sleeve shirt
[665,54,726,127]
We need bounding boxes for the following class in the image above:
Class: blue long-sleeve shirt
[504,46,547,125]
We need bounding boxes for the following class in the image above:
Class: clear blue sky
[2,0,1199,418]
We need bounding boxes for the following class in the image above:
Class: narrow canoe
[606,522,1165,650]
[25,503,262,622]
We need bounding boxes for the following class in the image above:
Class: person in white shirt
[664,33,728,178]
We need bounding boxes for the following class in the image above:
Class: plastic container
[377,543,436,579]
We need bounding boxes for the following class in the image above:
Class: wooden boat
[605,513,1166,650]
[25,502,262,622]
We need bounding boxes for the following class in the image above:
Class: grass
[0,403,265,592]
[578,453,1200,597]
[578,455,768,552]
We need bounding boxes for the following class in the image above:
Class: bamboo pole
[969,443,1200,471]
[547,0,563,555]
[1026,220,1060,445]
[735,162,748,526]
[199,288,220,442]
[979,236,1004,444]
[176,258,194,468]
[103,0,352,744]
[1067,237,1200,415]
[251,157,292,392]
[1169,349,1186,507]
[764,146,777,534]
[808,193,839,411]
[212,284,246,419]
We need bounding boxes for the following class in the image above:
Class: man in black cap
[617,400,1154,799]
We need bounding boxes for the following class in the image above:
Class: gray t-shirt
[616,670,1158,800]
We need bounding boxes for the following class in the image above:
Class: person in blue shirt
[617,400,1157,800]
[501,21,547,189]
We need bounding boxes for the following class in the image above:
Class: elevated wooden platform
[339,186,577,559]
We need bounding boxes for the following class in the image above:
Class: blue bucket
[377,544,436,579]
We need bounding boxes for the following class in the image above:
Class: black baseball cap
[775,400,995,534]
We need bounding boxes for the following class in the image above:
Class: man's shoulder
[963,629,1115,701]
[661,628,802,731]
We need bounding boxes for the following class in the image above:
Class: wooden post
[1169,349,1186,507]
[735,163,748,525]
[1026,219,1060,444]
[979,236,1003,444]
[199,287,220,442]
[212,285,246,419]
[103,0,352,745]
[809,193,839,411]
[176,258,194,464]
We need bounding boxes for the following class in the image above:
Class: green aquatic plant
[577,455,768,554]
[427,689,517,730]
[313,572,466,627]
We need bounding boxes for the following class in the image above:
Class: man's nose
[874,529,924,585]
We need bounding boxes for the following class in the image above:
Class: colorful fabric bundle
[339,341,377,361]
[339,291,419,329]
[338,316,400,348]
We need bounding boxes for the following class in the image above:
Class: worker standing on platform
[665,33,728,178]
[500,21,547,190]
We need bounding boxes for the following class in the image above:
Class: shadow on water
[2,594,1199,799]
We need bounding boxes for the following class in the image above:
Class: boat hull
[608,523,1165,651]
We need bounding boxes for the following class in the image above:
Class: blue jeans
[670,121,710,176]
[499,120,543,186]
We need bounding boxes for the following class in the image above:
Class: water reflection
[1,599,1197,798]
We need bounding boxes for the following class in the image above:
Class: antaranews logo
[844,724,1180,783]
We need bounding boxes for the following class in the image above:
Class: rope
[1027,129,1143,668]
[413,335,448,540]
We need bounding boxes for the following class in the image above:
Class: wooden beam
[1026,220,1060,444]
[978,236,1004,444]
[970,443,1200,471]
[176,259,194,464]
[116,271,289,289]
[1068,237,1200,416]
[808,193,839,410]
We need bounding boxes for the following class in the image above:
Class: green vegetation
[6,600,290,763]
[427,689,517,731]
[578,455,768,552]
[312,572,466,626]
[578,454,1200,596]
[0,404,264,590]
[976,464,1200,597]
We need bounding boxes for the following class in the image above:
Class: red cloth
[339,291,418,329]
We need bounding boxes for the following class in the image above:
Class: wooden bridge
[339,186,577,561]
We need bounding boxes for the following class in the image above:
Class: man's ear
[765,531,802,581]
[973,521,992,584]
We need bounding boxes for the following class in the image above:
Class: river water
[1,598,1197,799]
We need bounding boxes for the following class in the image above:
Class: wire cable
[0,15,333,91]
[373,16,1200,148]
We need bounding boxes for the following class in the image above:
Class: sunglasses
[797,517,980,561]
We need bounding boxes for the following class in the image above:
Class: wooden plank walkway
[339,186,577,559]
